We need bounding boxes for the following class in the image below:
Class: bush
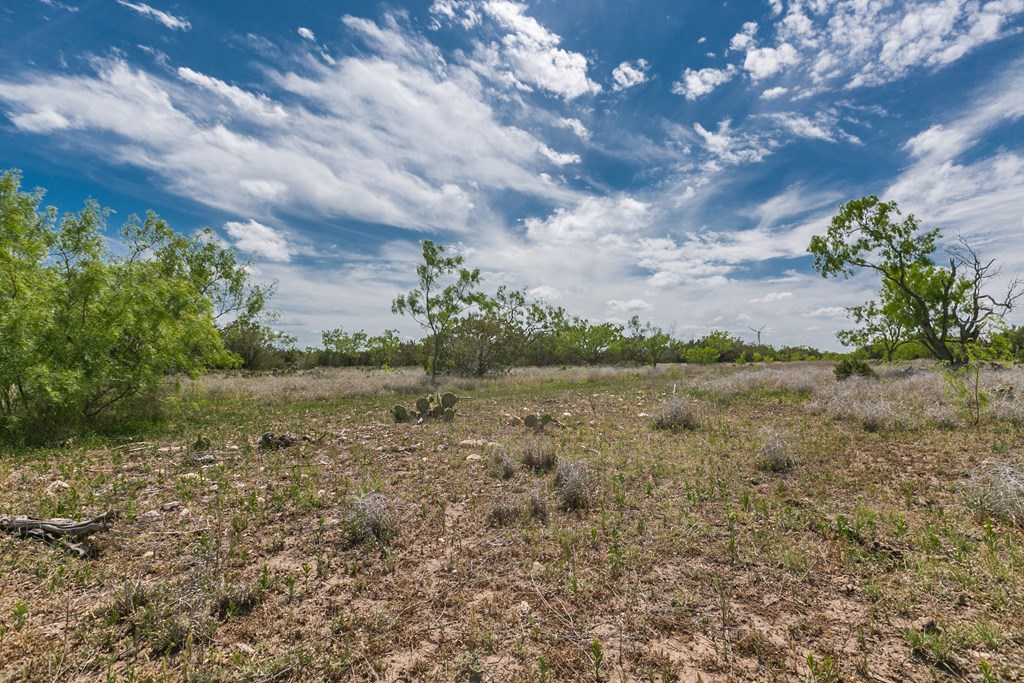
[346,493,397,546]
[965,461,1024,526]
[0,169,267,443]
[834,358,876,380]
[555,460,596,511]
[486,497,522,527]
[653,398,702,431]
[755,428,795,473]
[521,438,557,473]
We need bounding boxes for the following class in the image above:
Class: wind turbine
[748,324,766,346]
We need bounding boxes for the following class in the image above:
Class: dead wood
[0,511,115,557]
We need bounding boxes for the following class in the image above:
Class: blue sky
[1,0,1022,349]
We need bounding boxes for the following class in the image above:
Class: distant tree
[223,318,297,370]
[0,169,265,441]
[392,240,483,381]
[625,315,674,368]
[808,196,1022,366]
[558,318,625,365]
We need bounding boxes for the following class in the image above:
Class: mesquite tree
[808,196,1022,366]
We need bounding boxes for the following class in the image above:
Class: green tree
[392,240,483,381]
[557,318,625,365]
[808,196,1022,366]
[835,284,912,362]
[625,315,673,367]
[0,169,265,441]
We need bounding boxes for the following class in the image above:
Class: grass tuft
[965,460,1024,526]
[652,398,702,431]
[346,493,397,546]
[521,438,557,473]
[755,427,795,473]
[555,460,597,511]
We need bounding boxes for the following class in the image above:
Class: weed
[965,460,1024,526]
[555,460,597,511]
[652,399,702,431]
[486,447,517,480]
[905,622,958,669]
[755,427,795,473]
[346,493,397,547]
[527,489,549,523]
[486,496,522,527]
[804,653,840,682]
[834,358,876,380]
[521,438,557,474]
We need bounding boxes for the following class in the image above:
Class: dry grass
[652,397,704,431]
[966,460,1024,526]
[2,361,1024,682]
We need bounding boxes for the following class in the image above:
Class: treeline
[224,240,834,374]
[224,319,835,374]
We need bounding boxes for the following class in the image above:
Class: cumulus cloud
[224,220,294,261]
[525,195,650,243]
[611,59,649,91]
[607,298,652,312]
[672,65,736,100]
[760,86,788,100]
[297,27,315,41]
[116,1,190,31]
[743,43,800,80]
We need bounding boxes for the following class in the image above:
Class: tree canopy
[809,195,1022,365]
[0,169,266,441]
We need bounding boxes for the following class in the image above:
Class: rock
[506,415,523,426]
[138,509,162,523]
[45,480,70,496]
[178,507,191,519]
[142,551,155,560]
[161,501,181,512]
[466,454,482,462]
[459,438,489,448]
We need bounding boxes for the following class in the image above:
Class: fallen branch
[0,511,115,557]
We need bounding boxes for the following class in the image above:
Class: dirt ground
[1,363,1022,681]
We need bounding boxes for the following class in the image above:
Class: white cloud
[672,65,736,100]
[224,220,294,262]
[607,298,652,312]
[805,306,847,317]
[525,195,650,243]
[750,291,793,303]
[558,117,590,140]
[743,42,800,80]
[760,86,788,100]
[730,22,758,51]
[116,1,191,31]
[477,0,602,100]
[611,59,649,91]
[297,27,315,41]
[693,118,773,166]
[176,67,287,122]
[0,17,581,234]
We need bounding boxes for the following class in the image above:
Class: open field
[2,362,1023,682]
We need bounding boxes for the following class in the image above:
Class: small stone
[466,454,482,462]
[178,507,191,519]
[459,439,488,448]
[142,551,155,560]
[45,480,70,496]
[161,501,181,512]
[138,510,162,523]
[517,601,531,615]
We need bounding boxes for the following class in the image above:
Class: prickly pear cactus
[415,397,431,416]
[392,405,409,423]
[523,414,539,429]
[440,392,458,409]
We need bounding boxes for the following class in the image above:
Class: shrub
[834,358,876,380]
[555,460,597,511]
[521,438,557,473]
[652,398,702,431]
[965,461,1024,526]
[486,497,522,527]
[527,489,549,523]
[346,493,397,546]
[486,447,518,480]
[755,428,795,473]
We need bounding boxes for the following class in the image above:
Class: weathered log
[0,511,115,556]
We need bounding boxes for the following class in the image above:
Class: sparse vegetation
[652,397,703,431]
[2,362,1024,680]
[966,460,1024,526]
